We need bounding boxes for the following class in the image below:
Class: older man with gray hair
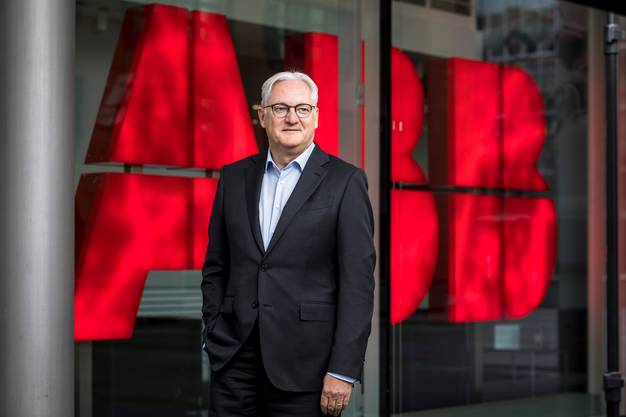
[201,71,375,416]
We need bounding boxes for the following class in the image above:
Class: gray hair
[260,71,318,106]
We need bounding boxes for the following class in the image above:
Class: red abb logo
[74,4,556,341]
[75,5,257,340]
[391,56,556,324]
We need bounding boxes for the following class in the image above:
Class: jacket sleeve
[201,169,230,349]
[327,168,376,380]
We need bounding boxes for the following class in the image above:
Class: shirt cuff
[327,372,357,384]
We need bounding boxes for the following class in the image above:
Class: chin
[277,137,306,148]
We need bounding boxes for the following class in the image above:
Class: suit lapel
[264,145,329,257]
[245,154,266,254]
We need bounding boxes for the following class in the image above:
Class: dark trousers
[209,323,326,417]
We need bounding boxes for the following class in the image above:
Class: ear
[258,107,267,128]
[314,107,319,129]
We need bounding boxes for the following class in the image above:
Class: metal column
[362,0,382,414]
[0,0,75,416]
[603,12,625,417]
[379,0,392,415]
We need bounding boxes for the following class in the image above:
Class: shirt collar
[266,141,316,173]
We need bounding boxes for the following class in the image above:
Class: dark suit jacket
[201,144,375,392]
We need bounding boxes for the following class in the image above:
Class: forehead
[268,79,312,103]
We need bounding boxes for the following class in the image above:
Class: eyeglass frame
[262,102,318,119]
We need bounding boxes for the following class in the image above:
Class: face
[258,79,319,154]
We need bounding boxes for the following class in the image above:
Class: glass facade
[388,1,592,414]
[72,0,621,416]
[75,1,364,416]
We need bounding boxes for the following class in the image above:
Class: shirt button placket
[275,172,283,210]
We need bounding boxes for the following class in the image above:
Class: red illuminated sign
[390,47,438,323]
[75,4,556,340]
[86,5,257,169]
[426,58,556,322]
[75,5,256,340]
[75,174,216,340]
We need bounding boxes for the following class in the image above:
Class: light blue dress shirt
[259,142,316,250]
[259,142,357,385]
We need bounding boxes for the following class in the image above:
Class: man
[201,71,375,417]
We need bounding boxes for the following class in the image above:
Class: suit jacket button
[261,264,268,272]
[251,301,258,309]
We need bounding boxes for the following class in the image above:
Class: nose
[285,107,299,123]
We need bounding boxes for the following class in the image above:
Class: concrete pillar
[0,0,75,416]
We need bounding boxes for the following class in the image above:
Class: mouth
[282,129,301,132]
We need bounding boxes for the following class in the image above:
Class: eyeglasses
[262,103,316,119]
